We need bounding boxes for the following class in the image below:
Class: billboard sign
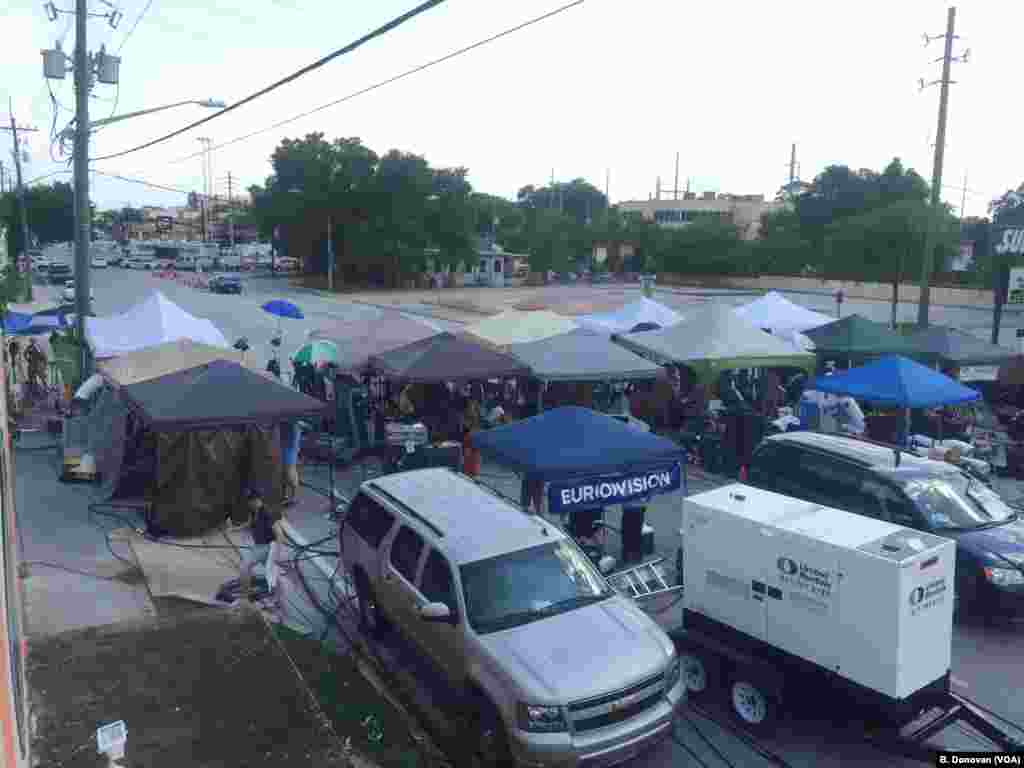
[994,226,1024,257]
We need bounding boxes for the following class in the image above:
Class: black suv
[747,432,1024,621]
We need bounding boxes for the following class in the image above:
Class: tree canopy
[1,181,76,255]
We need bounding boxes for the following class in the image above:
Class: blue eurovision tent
[471,406,686,515]
[810,355,981,409]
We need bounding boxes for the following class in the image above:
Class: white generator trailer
[672,484,1024,759]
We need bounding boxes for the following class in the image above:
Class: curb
[281,279,1020,318]
[284,286,470,325]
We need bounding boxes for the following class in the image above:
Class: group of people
[6,337,51,410]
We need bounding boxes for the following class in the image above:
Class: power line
[22,167,190,197]
[92,169,190,194]
[159,0,586,167]
[90,0,447,163]
[116,0,155,55]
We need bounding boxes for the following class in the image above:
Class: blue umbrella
[261,300,304,320]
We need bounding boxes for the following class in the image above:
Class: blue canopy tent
[471,407,687,568]
[809,355,981,445]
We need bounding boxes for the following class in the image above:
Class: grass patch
[273,624,424,768]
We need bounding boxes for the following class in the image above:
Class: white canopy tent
[85,291,229,359]
[575,297,683,334]
[733,291,833,333]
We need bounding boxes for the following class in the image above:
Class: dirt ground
[27,603,419,768]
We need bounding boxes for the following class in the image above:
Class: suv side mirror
[420,602,456,624]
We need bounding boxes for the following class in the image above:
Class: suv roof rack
[366,482,446,539]
[792,430,905,468]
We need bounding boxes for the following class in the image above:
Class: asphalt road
[51,265,1024,765]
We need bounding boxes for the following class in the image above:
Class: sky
[1,0,1021,218]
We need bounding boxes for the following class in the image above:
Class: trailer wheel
[679,650,716,697]
[729,677,777,732]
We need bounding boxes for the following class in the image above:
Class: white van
[124,242,158,269]
[174,242,217,271]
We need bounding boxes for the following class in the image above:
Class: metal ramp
[606,557,682,601]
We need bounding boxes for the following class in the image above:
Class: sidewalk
[13,425,423,768]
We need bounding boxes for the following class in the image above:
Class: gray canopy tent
[613,304,816,385]
[902,326,1018,369]
[508,330,664,412]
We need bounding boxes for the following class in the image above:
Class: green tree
[517,178,607,226]
[526,209,575,274]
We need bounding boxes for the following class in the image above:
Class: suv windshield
[460,540,612,634]
[902,474,1018,531]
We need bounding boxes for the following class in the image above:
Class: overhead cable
[90,0,447,163]
[159,0,586,166]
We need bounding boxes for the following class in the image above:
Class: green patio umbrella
[293,339,338,366]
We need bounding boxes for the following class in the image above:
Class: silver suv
[341,468,684,767]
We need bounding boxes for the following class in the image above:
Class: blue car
[748,432,1024,622]
[209,274,243,294]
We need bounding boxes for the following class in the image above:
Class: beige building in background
[618,192,785,240]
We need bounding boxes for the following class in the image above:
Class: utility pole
[227,171,235,248]
[674,152,680,201]
[0,162,6,194]
[197,138,213,242]
[789,143,797,187]
[326,214,334,292]
[959,171,968,222]
[656,177,661,201]
[43,0,122,376]
[2,111,39,301]
[605,168,610,205]
[917,6,967,327]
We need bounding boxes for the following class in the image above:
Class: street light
[59,98,227,138]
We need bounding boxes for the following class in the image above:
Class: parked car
[61,279,94,304]
[272,257,299,272]
[746,431,1024,621]
[124,256,156,270]
[208,274,243,294]
[341,468,683,767]
[45,263,72,284]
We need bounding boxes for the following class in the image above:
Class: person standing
[462,395,482,477]
[280,421,303,506]
[238,489,285,605]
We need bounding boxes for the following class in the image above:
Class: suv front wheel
[354,573,388,639]
[468,696,513,768]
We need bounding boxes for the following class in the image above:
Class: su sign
[995,227,1024,256]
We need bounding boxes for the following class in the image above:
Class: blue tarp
[810,355,981,409]
[470,406,685,482]
[2,310,65,336]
